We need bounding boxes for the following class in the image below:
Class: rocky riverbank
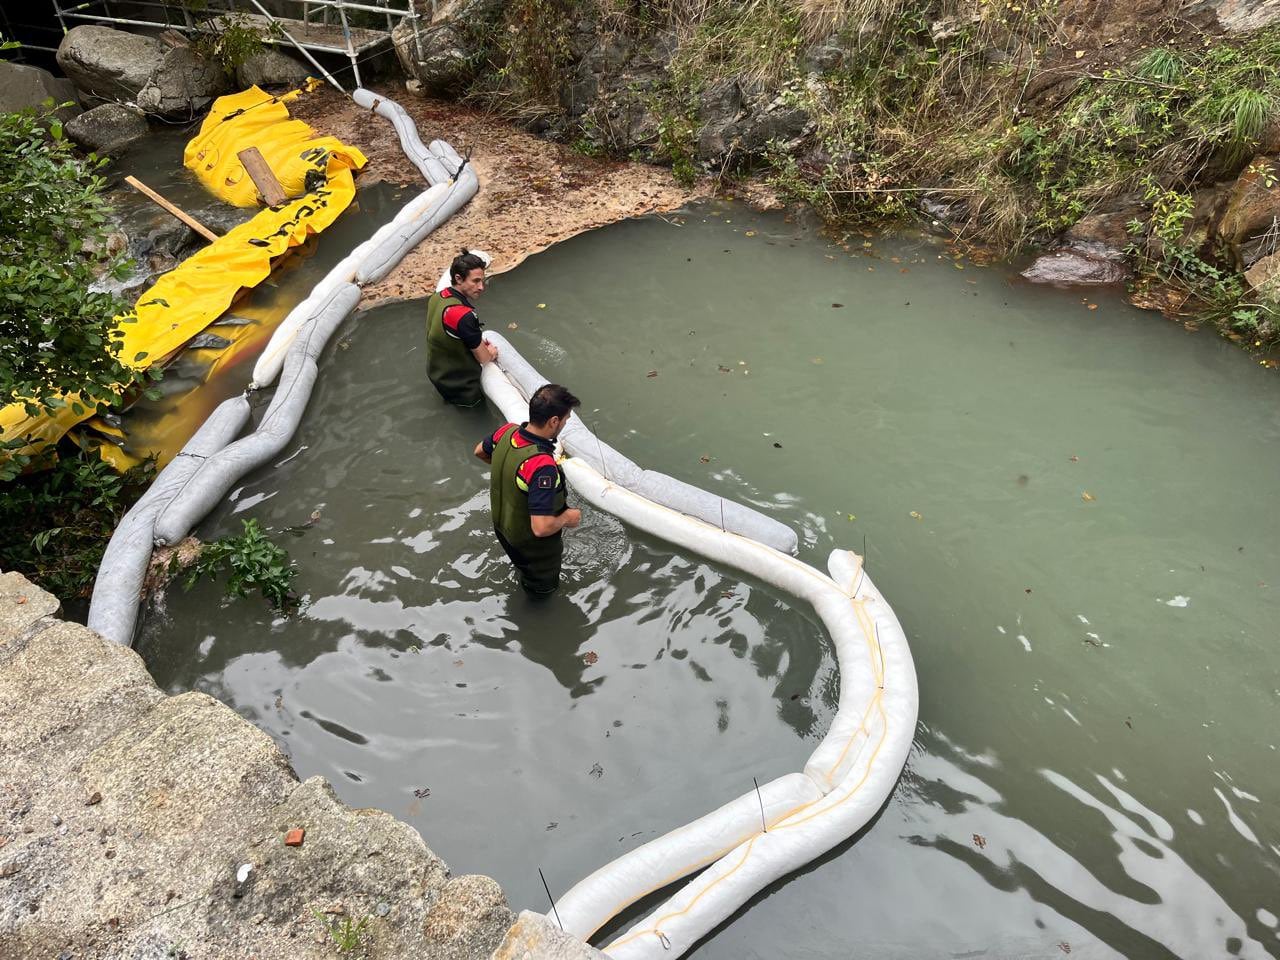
[0,571,599,960]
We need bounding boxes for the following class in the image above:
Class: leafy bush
[0,106,140,461]
[188,10,283,77]
[183,518,298,611]
[0,449,154,602]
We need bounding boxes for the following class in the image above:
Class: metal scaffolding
[46,0,426,90]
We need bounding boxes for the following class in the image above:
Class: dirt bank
[290,84,707,305]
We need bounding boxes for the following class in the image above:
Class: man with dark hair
[426,249,498,407]
[474,384,583,594]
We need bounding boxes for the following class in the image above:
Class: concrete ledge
[0,572,599,960]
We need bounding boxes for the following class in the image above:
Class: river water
[138,201,1280,959]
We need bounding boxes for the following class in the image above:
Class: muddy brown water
[137,200,1280,959]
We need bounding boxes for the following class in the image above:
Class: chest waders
[490,431,567,594]
[425,289,482,407]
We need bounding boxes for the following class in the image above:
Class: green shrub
[183,518,298,611]
[0,105,141,476]
[0,449,154,603]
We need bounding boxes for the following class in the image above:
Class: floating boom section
[482,332,798,556]
[88,93,477,646]
[480,343,918,959]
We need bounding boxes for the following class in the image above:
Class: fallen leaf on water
[1081,491,1096,502]
[699,455,711,463]
[1069,455,1079,462]
[810,357,824,364]
[772,441,782,449]
[646,370,658,378]
[745,230,756,237]
[846,514,856,521]
[972,834,987,849]
[831,303,844,308]
[537,303,547,309]
[583,651,598,665]
[910,510,923,520]
[508,322,519,330]
[1087,303,1098,311]
[900,267,909,273]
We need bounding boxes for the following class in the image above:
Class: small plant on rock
[311,909,372,956]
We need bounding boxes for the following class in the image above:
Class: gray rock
[1021,248,1131,286]
[0,61,81,122]
[65,103,149,157]
[236,49,310,89]
[393,19,473,95]
[392,0,507,96]
[56,25,162,104]
[804,43,844,73]
[137,46,227,118]
[56,25,226,118]
[492,911,607,960]
[1244,249,1280,303]
[0,573,60,655]
[1185,0,1280,32]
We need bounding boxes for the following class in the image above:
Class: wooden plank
[237,146,287,206]
[122,176,218,243]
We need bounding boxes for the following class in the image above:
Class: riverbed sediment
[289,84,707,306]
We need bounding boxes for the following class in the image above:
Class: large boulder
[56,25,162,103]
[1184,0,1280,32]
[1021,248,1130,286]
[136,45,227,117]
[235,48,310,88]
[0,61,81,122]
[56,25,226,118]
[65,103,148,156]
[392,0,506,95]
[1217,157,1280,265]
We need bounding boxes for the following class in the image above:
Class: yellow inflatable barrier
[185,84,366,207]
[0,85,366,469]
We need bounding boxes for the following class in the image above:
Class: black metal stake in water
[753,776,767,833]
[538,867,563,931]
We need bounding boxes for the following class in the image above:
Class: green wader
[490,431,568,594]
[425,289,483,407]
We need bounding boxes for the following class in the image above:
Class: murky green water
[138,201,1280,959]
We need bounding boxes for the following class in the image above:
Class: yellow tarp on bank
[185,85,366,207]
[0,85,366,467]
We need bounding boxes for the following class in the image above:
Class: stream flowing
[137,200,1280,959]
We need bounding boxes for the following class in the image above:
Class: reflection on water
[140,201,1279,958]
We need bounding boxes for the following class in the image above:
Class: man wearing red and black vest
[474,384,582,595]
[426,249,498,407]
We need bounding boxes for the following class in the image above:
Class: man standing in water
[474,384,582,594]
[426,249,498,407]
